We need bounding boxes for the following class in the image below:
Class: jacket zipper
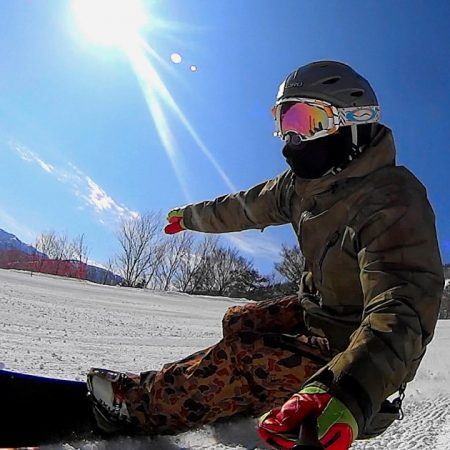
[298,210,312,250]
[317,231,340,285]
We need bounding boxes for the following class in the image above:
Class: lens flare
[127,38,237,195]
[170,52,183,64]
[73,0,237,201]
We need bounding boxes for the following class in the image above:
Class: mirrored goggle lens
[280,102,332,138]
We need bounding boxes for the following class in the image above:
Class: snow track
[354,396,450,450]
[1,269,449,450]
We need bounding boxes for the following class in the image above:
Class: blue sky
[0,0,449,274]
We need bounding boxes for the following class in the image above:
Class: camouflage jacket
[182,126,444,435]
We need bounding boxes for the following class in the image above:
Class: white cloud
[11,142,54,173]
[225,231,282,261]
[86,177,116,211]
[8,140,138,224]
[85,177,139,219]
[36,159,54,173]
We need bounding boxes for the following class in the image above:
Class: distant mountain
[0,228,46,258]
[0,228,123,285]
[86,264,123,286]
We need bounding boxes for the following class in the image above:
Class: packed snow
[0,268,449,450]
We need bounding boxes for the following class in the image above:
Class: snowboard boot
[87,367,141,435]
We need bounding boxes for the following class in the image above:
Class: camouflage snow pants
[124,295,330,435]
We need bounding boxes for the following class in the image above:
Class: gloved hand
[258,385,358,450]
[164,208,186,234]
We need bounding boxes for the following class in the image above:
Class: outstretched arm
[167,170,295,234]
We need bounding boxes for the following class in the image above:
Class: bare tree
[35,231,90,263]
[144,241,167,289]
[225,257,267,296]
[210,247,242,295]
[189,244,264,297]
[174,236,220,293]
[35,231,61,259]
[71,233,89,265]
[156,232,194,291]
[116,212,164,287]
[35,231,74,274]
[100,257,116,285]
[274,244,305,285]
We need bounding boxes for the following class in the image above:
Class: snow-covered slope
[0,269,449,450]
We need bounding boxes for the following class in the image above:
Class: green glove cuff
[167,208,186,229]
[300,385,359,441]
[167,208,185,220]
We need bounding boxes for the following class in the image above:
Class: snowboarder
[87,61,444,449]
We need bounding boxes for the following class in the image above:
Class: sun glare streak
[137,38,185,81]
[125,44,192,202]
[73,0,238,202]
[133,39,238,194]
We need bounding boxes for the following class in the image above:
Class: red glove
[258,386,358,450]
[164,208,186,234]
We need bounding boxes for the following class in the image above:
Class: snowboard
[0,368,323,449]
[0,368,95,447]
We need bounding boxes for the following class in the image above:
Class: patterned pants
[124,295,330,435]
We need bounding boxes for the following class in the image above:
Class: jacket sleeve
[182,170,295,233]
[307,172,444,434]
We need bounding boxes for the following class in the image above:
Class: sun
[72,0,148,48]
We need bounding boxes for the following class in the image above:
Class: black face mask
[282,127,355,179]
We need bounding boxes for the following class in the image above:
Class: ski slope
[0,268,449,450]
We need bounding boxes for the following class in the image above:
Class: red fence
[0,250,87,279]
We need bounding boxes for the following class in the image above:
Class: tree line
[33,212,304,299]
[33,214,450,317]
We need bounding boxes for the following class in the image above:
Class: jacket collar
[294,125,396,197]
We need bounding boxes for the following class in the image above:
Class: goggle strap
[351,124,358,147]
[338,105,381,126]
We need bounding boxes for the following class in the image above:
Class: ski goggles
[272,97,380,142]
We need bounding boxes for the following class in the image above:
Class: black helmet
[277,60,378,108]
[278,61,381,178]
